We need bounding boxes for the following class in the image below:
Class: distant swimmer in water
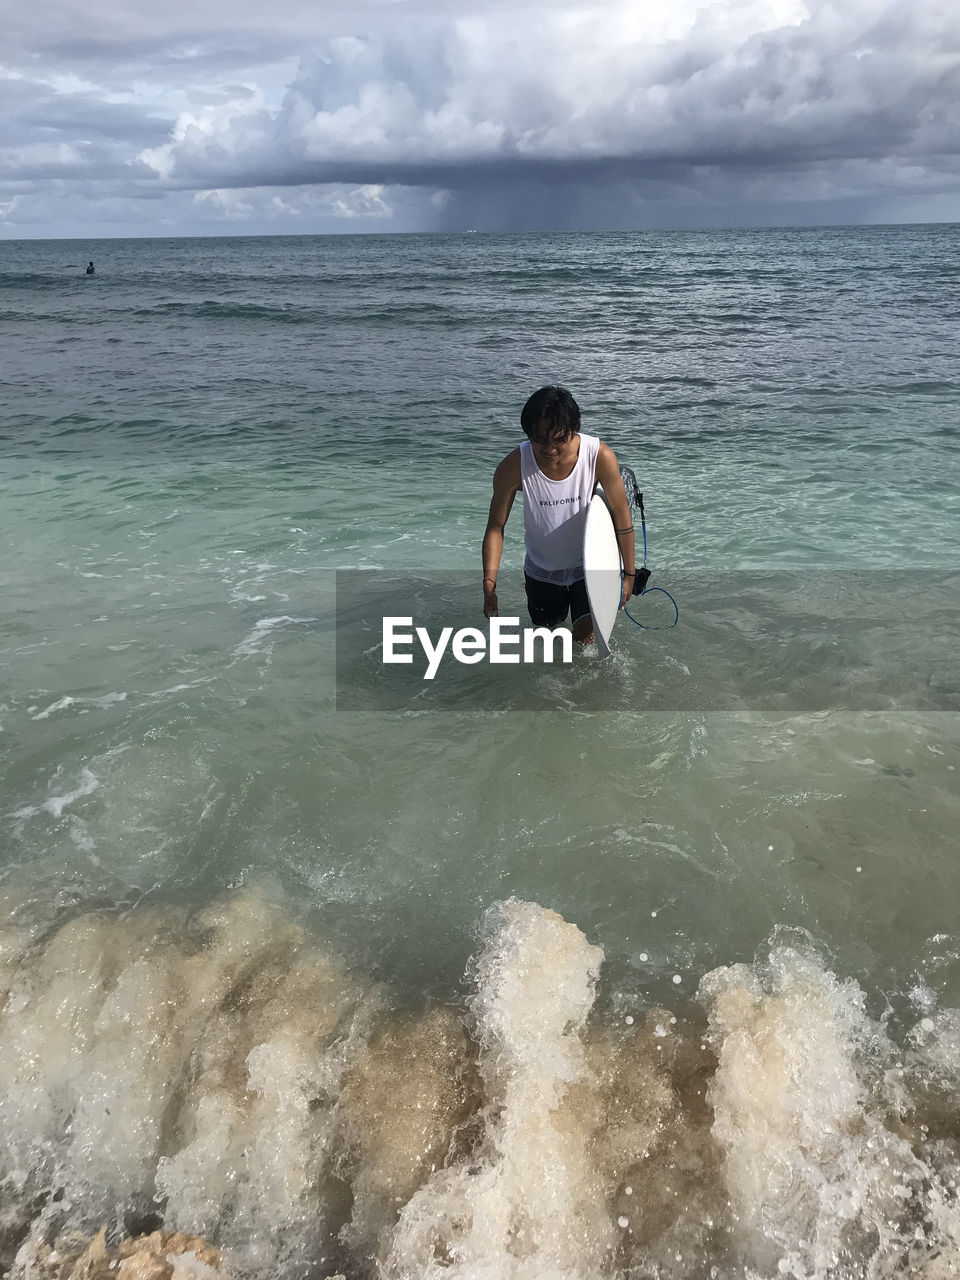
[85,262,95,275]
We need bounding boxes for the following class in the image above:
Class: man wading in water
[482,385,638,645]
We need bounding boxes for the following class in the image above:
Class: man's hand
[621,571,634,607]
[483,585,499,618]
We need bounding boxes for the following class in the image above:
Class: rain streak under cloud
[4,0,960,237]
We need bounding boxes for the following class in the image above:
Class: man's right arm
[482,451,521,619]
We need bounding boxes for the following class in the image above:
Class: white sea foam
[10,767,101,824]
[30,696,77,719]
[145,678,215,699]
[232,615,317,660]
[31,693,127,721]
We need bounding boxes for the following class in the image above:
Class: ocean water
[1,226,960,1280]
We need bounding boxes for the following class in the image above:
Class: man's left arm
[595,443,638,605]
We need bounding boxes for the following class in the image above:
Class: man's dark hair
[520,386,581,441]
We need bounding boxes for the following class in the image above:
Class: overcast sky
[4,0,960,238]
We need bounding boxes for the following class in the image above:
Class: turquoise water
[2,227,960,1279]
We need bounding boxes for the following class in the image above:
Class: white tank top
[520,433,600,585]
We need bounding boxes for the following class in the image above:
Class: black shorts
[524,574,591,627]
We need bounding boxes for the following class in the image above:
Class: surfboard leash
[621,493,679,630]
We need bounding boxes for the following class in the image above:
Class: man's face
[529,417,576,465]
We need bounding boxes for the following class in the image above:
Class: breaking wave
[4,889,960,1279]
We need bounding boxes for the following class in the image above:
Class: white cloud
[136,0,960,184]
[188,180,401,222]
[141,89,270,179]
[327,183,390,217]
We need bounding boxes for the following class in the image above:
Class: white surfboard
[582,488,622,658]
